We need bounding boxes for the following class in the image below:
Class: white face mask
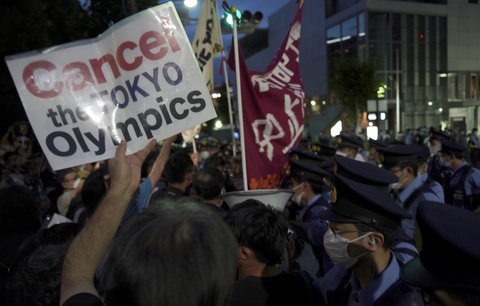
[439,156,452,168]
[428,143,441,156]
[323,228,373,268]
[291,183,304,205]
[389,182,402,191]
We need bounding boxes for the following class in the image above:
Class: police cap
[440,138,466,154]
[290,159,331,184]
[335,135,364,150]
[318,175,411,231]
[376,145,422,170]
[401,201,480,292]
[334,154,398,189]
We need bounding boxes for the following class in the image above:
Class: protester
[224,199,314,306]
[0,185,42,304]
[56,169,83,217]
[60,140,238,306]
[5,223,82,306]
[192,166,225,213]
[151,150,195,201]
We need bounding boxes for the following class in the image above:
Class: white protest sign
[5,2,217,170]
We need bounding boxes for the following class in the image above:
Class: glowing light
[330,120,342,137]
[184,0,197,8]
[367,126,379,140]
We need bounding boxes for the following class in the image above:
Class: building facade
[245,0,480,134]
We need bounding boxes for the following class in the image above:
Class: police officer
[288,158,334,278]
[289,159,332,223]
[315,175,423,306]
[401,201,480,305]
[376,145,444,240]
[426,130,451,186]
[333,154,419,263]
[440,138,480,212]
[367,138,387,166]
[335,134,364,161]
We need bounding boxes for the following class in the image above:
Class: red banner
[230,3,305,189]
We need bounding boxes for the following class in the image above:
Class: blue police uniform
[317,255,421,306]
[396,174,444,240]
[444,161,480,210]
[401,202,480,295]
[289,159,333,278]
[334,154,419,263]
[299,194,330,223]
[314,175,423,306]
[441,139,480,211]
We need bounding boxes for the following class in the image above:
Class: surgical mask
[323,228,373,268]
[428,143,441,156]
[439,156,452,168]
[389,182,402,191]
[291,183,304,205]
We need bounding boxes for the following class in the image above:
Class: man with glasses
[315,175,423,306]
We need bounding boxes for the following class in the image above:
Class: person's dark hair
[290,172,326,194]
[307,178,327,194]
[398,160,419,177]
[354,223,394,250]
[224,199,289,265]
[453,151,465,160]
[99,199,237,306]
[81,169,107,216]
[204,155,226,169]
[193,167,224,200]
[164,152,194,184]
[5,223,82,306]
[141,146,160,178]
[0,185,41,232]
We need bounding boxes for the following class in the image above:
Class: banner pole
[215,3,237,157]
[192,137,197,153]
[232,17,248,191]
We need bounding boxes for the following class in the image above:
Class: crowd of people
[0,121,479,306]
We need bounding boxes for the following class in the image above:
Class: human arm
[148,135,177,187]
[60,139,156,305]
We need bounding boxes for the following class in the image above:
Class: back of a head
[204,155,226,169]
[224,199,288,266]
[0,185,40,232]
[164,152,194,184]
[193,167,224,200]
[81,169,108,215]
[100,199,237,306]
[5,223,82,306]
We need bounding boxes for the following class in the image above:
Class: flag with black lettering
[229,1,305,189]
[192,0,222,92]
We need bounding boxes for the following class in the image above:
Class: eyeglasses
[328,226,359,238]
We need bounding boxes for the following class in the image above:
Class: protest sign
[5,2,217,170]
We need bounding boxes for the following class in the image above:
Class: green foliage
[329,59,378,121]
